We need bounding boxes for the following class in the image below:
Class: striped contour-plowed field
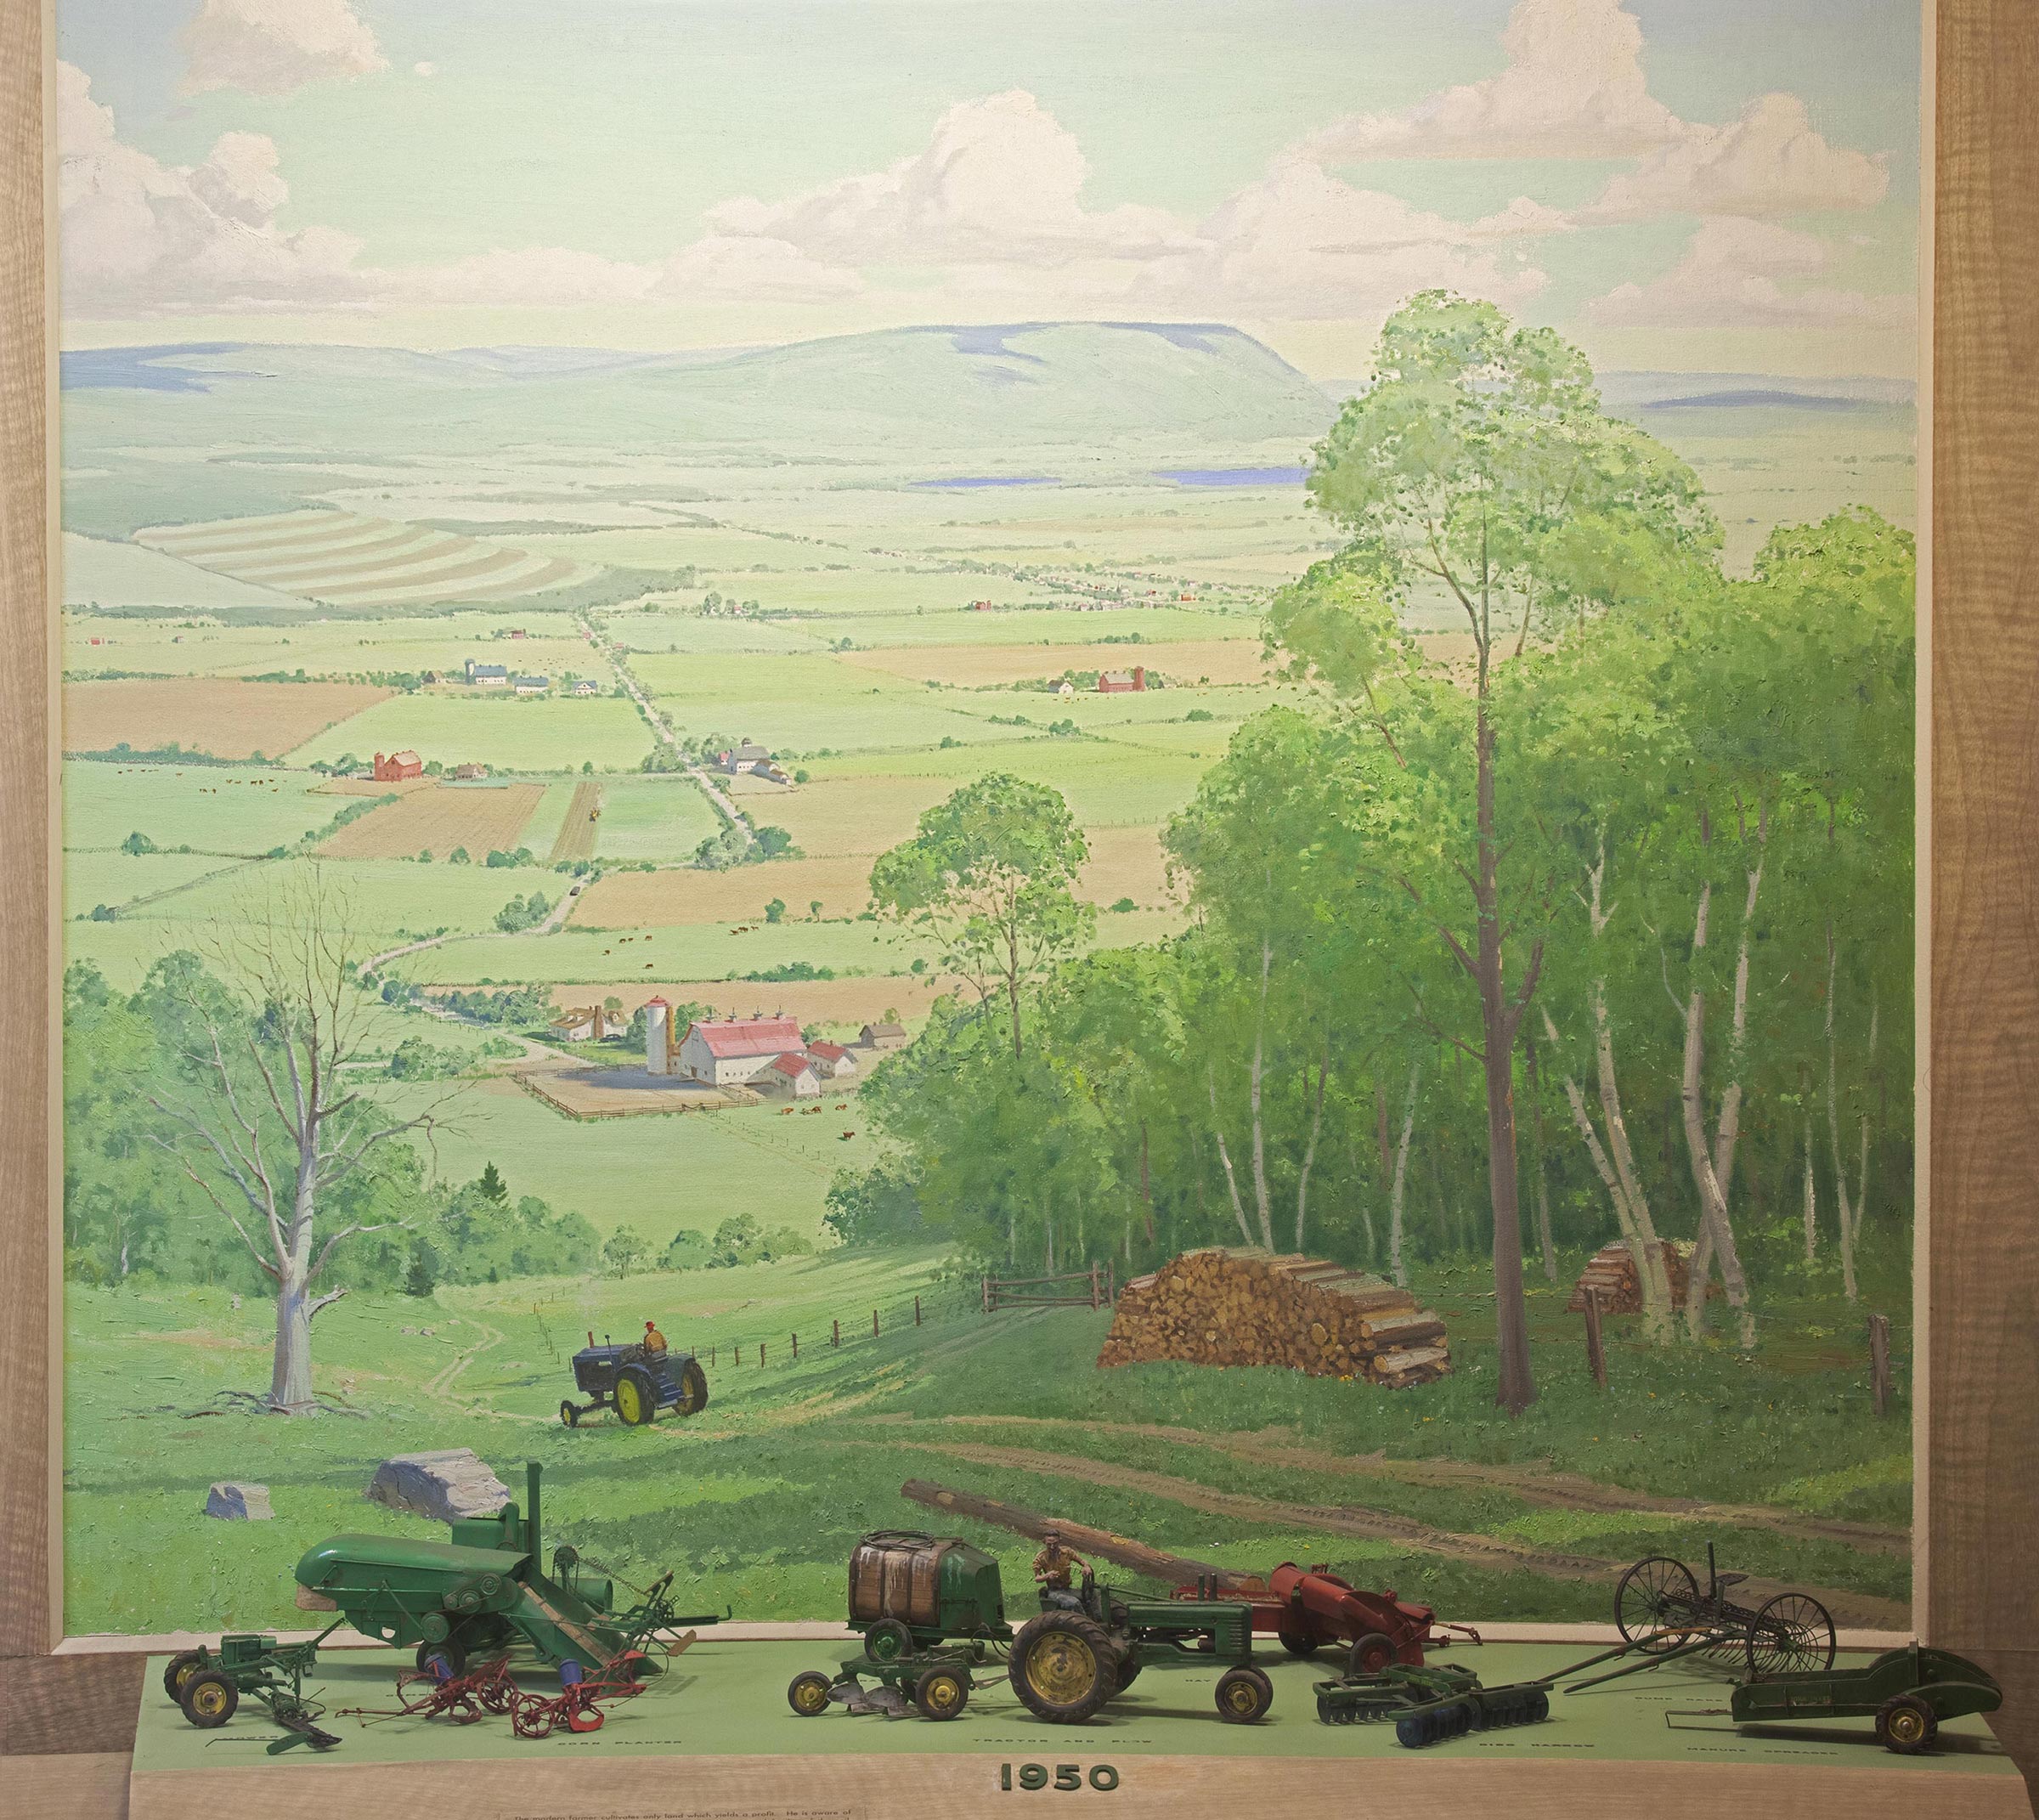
[62,678,392,760]
[836,637,1275,687]
[316,782,548,859]
[133,511,585,609]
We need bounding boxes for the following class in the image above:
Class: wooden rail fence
[982,1263,1116,1312]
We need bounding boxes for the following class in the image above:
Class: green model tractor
[786,1530,1272,1724]
[295,1461,716,1679]
[163,1629,345,1751]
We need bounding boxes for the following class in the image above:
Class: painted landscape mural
[57,0,1919,1641]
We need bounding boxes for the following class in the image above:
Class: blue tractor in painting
[561,1331,709,1427]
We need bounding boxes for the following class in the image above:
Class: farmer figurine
[1033,1528,1091,1612]
[642,1319,668,1354]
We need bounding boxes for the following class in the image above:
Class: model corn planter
[295,1460,718,1677]
[562,1334,709,1427]
[787,1529,1274,1726]
[163,1630,344,1751]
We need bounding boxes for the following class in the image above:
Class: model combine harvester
[294,1460,719,1677]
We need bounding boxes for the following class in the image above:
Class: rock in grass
[205,1481,273,1521]
[366,1450,510,1523]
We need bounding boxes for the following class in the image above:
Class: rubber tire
[864,1618,914,1664]
[675,1358,709,1416]
[1348,1631,1397,1676]
[162,1650,206,1703]
[1008,1610,1117,1723]
[180,1670,239,1729]
[560,1401,579,1427]
[1278,1630,1319,1658]
[913,1666,970,1721]
[1214,1665,1274,1723]
[613,1365,658,1426]
[417,1634,468,1678]
[1114,1653,1143,1693]
[787,1670,833,1717]
[1877,1693,1939,1755]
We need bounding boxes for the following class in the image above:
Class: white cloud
[1586,217,1912,328]
[413,61,437,78]
[180,0,386,97]
[59,60,367,313]
[709,90,1191,267]
[1166,160,1551,321]
[1580,93,1889,222]
[1307,0,1682,161]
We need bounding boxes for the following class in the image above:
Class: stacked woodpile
[1096,1248,1450,1388]
[1565,1240,1718,1314]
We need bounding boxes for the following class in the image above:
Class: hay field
[1076,826,1178,908]
[317,782,548,859]
[63,679,391,760]
[839,638,1273,687]
[543,780,600,862]
[575,855,878,926]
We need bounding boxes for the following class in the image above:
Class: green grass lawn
[61,1242,1912,1638]
[378,1077,882,1245]
[395,918,934,984]
[592,777,726,861]
[62,759,336,855]
[805,736,1208,829]
[63,848,249,918]
[290,696,656,772]
[122,856,561,942]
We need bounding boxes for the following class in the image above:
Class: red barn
[1097,666,1146,693]
[372,749,423,781]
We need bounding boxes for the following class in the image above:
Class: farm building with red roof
[675,1014,807,1088]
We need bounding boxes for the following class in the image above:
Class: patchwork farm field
[128,856,562,941]
[538,973,958,1028]
[392,917,935,985]
[63,678,391,760]
[590,777,724,861]
[317,782,550,860]
[574,855,882,924]
[289,694,656,772]
[839,637,1274,687]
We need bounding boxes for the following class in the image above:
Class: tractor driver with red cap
[642,1319,668,1354]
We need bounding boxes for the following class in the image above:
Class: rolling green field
[64,1243,1912,1637]
[290,694,656,772]
[393,917,935,984]
[62,760,338,853]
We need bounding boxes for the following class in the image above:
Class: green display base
[128,1640,2031,1820]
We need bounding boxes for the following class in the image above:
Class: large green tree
[870,772,1093,1059]
[1274,291,1717,1412]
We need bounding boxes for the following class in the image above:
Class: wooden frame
[4,0,2036,1808]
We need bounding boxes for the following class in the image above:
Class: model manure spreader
[295,1461,716,1677]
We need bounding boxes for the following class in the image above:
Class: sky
[54,0,1924,376]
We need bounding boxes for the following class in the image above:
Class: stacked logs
[1096,1248,1450,1388]
[1564,1240,1717,1314]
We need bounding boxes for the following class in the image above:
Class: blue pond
[1155,466,1308,487]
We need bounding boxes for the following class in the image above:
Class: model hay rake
[1614,1545,1837,1676]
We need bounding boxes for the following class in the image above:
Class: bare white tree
[144,868,468,1411]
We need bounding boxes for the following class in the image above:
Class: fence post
[709,1343,715,1367]
[1867,1312,1892,1416]
[982,1275,991,1314]
[873,1307,880,1337]
[1090,1262,1100,1309]
[760,1340,766,1366]
[1583,1288,1607,1389]
[914,1295,922,1327]
[792,1332,798,1359]
[833,1318,840,1348]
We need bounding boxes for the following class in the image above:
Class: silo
[644,996,670,1075]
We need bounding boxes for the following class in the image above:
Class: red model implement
[1175,1562,1475,1671]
